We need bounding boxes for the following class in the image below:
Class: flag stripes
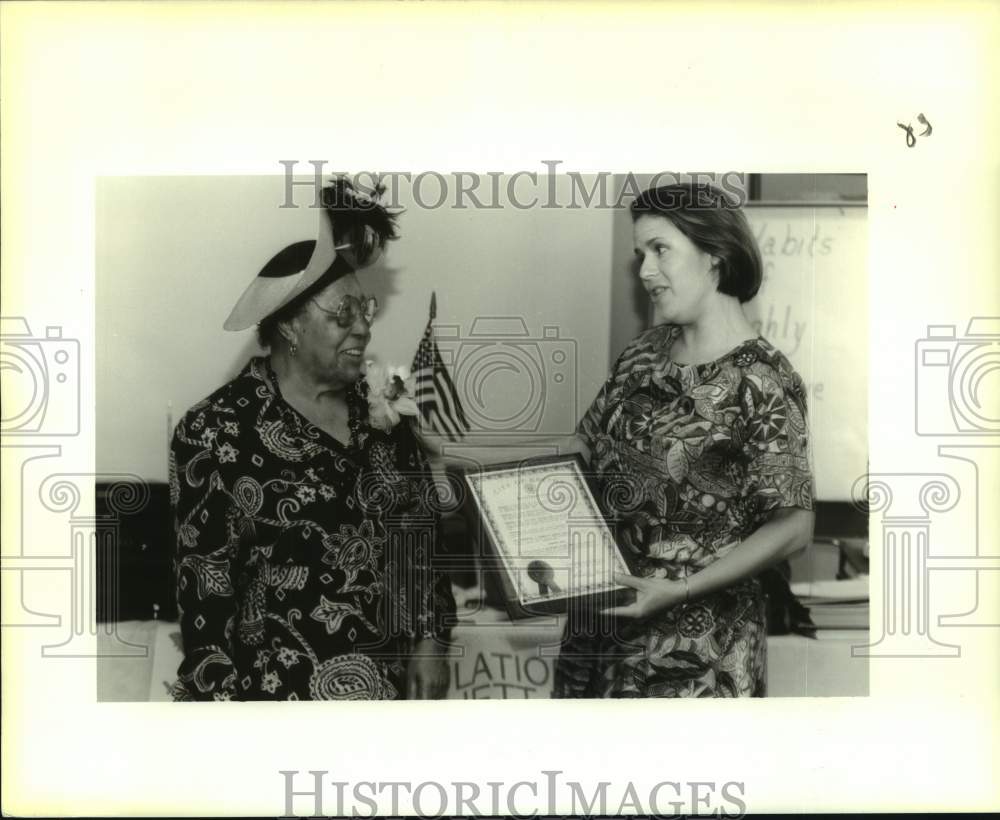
[411,295,470,441]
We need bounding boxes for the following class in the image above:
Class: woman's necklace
[267,356,369,452]
[347,380,369,452]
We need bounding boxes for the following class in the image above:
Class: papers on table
[790,575,869,603]
[791,576,870,631]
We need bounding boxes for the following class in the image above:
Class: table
[98,614,869,701]
[444,605,869,699]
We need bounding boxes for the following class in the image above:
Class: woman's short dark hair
[630,183,762,303]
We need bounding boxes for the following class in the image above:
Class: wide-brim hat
[223,177,399,331]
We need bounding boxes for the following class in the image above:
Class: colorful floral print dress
[169,357,455,700]
[554,325,814,698]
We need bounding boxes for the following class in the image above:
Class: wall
[96,175,616,479]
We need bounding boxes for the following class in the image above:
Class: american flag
[411,292,470,441]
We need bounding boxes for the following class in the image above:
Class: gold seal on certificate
[463,455,634,619]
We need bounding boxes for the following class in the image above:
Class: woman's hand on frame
[602,572,687,620]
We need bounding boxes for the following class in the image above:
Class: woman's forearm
[608,507,815,620]
[686,507,814,602]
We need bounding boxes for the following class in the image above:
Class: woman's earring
[290,343,298,357]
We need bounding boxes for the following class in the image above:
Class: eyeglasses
[311,294,379,328]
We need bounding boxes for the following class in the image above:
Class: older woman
[554,182,815,698]
[170,179,455,700]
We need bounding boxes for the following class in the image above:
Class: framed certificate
[463,454,635,619]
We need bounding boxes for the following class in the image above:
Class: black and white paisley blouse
[169,357,455,701]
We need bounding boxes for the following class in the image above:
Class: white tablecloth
[445,605,868,699]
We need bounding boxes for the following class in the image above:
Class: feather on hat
[223,177,399,331]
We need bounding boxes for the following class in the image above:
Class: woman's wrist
[671,577,689,610]
[641,577,690,617]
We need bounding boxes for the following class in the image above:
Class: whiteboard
[744,205,868,501]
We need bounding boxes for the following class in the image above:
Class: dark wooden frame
[461,453,637,620]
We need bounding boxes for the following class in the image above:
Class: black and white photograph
[93,171,870,703]
[2,2,998,817]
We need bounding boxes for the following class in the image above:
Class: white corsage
[364,361,419,432]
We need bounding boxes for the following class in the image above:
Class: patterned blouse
[169,357,455,701]
[554,325,814,698]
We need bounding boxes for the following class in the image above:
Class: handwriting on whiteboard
[746,220,842,401]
